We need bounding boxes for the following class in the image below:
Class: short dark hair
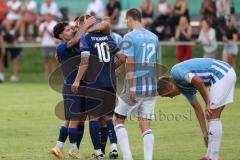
[53,22,68,40]
[126,8,142,22]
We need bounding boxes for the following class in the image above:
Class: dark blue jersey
[79,32,120,89]
[56,42,81,85]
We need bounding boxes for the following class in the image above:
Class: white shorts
[209,68,236,109]
[114,93,156,120]
[223,44,238,56]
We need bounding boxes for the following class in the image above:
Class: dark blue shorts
[63,95,86,121]
[85,87,116,117]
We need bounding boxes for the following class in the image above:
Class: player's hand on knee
[205,104,212,119]
[71,81,79,94]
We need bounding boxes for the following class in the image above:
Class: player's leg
[99,117,108,155]
[76,122,85,149]
[139,119,154,160]
[138,97,156,160]
[68,120,81,150]
[89,115,105,158]
[103,115,118,159]
[85,96,105,158]
[68,96,86,159]
[114,95,134,160]
[51,121,69,159]
[205,67,236,160]
[68,120,83,159]
[205,107,224,160]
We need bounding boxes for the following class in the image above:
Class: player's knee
[113,112,126,125]
[88,115,99,121]
[139,120,151,133]
[69,120,80,128]
[63,121,69,127]
[99,118,107,127]
[208,107,224,120]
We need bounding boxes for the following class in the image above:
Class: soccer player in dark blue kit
[51,16,111,159]
[71,16,125,159]
[51,17,94,159]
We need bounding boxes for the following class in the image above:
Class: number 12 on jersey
[142,43,156,63]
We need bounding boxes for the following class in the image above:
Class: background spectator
[222,15,238,71]
[197,19,218,58]
[140,0,154,28]
[38,13,57,79]
[40,0,62,21]
[86,0,104,18]
[201,0,217,28]
[105,0,121,25]
[14,0,37,42]
[150,0,171,40]
[2,0,22,34]
[215,0,231,40]
[175,16,192,62]
[0,0,8,28]
[169,0,190,39]
[216,0,231,18]
[2,32,22,81]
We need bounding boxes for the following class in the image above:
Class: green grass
[0,47,240,159]
[0,83,240,160]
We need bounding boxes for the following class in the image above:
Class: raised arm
[67,16,96,48]
[87,20,111,34]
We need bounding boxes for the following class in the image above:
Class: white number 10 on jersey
[95,42,111,62]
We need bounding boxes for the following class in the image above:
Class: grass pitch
[0,47,239,159]
[0,83,240,160]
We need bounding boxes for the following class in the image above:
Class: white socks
[95,149,103,156]
[111,143,118,151]
[56,141,64,149]
[70,143,78,150]
[143,130,154,160]
[206,119,222,160]
[114,124,133,160]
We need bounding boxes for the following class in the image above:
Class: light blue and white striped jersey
[123,28,159,96]
[111,32,122,48]
[171,58,232,102]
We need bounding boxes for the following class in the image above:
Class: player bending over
[158,58,236,160]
